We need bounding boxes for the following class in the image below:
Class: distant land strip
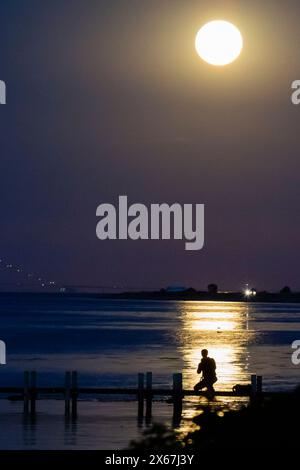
[0,290,300,303]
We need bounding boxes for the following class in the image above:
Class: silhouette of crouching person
[194,349,217,394]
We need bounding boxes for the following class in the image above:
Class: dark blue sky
[0,0,299,291]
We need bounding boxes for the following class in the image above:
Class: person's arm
[197,362,202,374]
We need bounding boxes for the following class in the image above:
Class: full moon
[195,20,243,66]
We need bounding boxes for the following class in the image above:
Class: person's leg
[194,379,206,391]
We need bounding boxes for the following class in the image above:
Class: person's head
[201,349,208,358]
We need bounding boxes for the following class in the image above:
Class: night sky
[0,0,299,291]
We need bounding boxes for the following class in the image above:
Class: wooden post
[23,371,29,415]
[65,371,71,417]
[173,373,183,397]
[30,371,37,416]
[71,371,78,418]
[145,371,152,423]
[137,373,144,424]
[257,375,262,394]
[251,374,257,399]
[172,373,183,427]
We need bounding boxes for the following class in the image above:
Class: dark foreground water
[0,296,299,449]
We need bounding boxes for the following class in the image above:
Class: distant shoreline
[1,290,300,303]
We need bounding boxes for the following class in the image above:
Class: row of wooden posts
[23,371,79,417]
[6,371,264,419]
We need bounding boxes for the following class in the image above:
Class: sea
[0,295,299,449]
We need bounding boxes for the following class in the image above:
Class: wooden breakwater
[0,372,271,424]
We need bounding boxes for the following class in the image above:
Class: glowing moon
[195,20,243,66]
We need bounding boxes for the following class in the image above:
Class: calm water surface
[0,297,299,449]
